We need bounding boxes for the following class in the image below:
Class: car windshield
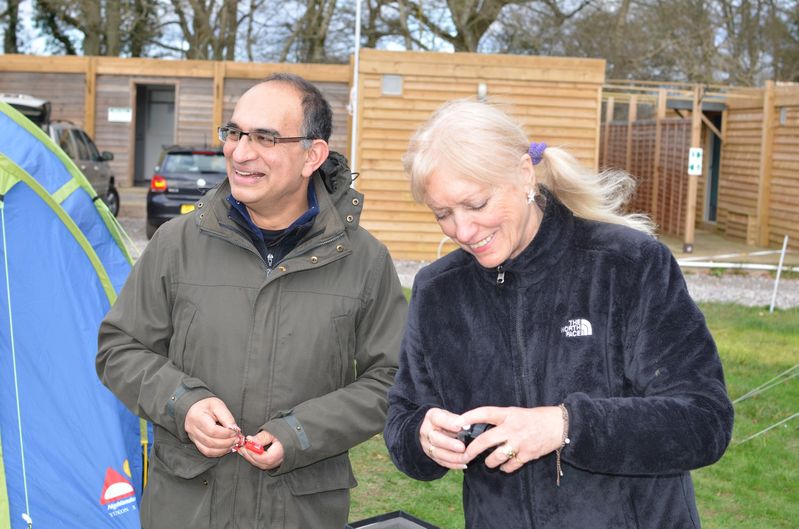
[163,152,226,174]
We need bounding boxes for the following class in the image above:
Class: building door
[705,113,722,222]
[134,85,175,186]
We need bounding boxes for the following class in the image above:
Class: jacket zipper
[514,288,536,529]
[496,265,505,285]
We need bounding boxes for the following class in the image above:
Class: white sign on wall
[688,147,703,176]
[107,107,132,123]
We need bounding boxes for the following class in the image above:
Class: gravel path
[395,260,799,309]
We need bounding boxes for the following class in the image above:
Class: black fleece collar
[481,186,574,288]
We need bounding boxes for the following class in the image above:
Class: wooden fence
[600,81,799,252]
[718,82,799,249]
[602,118,692,236]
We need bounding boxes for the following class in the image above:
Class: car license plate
[180,203,196,214]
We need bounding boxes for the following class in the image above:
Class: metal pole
[349,0,362,175]
[769,235,789,313]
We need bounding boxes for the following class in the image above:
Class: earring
[527,189,536,204]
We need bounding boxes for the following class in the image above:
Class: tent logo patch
[100,466,137,518]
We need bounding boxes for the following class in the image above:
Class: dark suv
[146,146,227,238]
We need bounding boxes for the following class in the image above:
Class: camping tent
[0,102,142,528]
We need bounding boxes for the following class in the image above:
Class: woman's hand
[458,406,564,473]
[419,407,468,469]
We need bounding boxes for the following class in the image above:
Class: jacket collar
[197,152,362,256]
[479,186,574,288]
[225,179,319,244]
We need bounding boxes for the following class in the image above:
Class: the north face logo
[561,319,592,337]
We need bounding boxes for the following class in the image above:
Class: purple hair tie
[528,142,547,165]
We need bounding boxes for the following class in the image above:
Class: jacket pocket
[280,453,356,529]
[169,301,198,372]
[283,452,357,495]
[143,431,218,529]
[152,428,218,479]
[332,315,356,386]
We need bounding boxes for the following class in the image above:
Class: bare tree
[32,0,163,56]
[485,0,595,55]
[129,0,163,57]
[243,0,268,61]
[275,0,339,62]
[168,0,241,60]
[400,0,519,52]
[1,0,21,53]
[768,0,799,80]
[33,0,80,54]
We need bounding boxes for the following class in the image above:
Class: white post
[349,0,362,175]
[769,235,789,313]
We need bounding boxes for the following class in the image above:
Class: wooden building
[1,51,606,260]
[353,50,606,260]
[0,55,350,187]
[600,81,799,252]
[717,82,799,249]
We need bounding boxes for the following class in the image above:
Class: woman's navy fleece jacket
[384,191,734,529]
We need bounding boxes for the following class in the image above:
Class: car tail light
[150,175,167,192]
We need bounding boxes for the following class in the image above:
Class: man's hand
[237,430,284,470]
[184,397,240,457]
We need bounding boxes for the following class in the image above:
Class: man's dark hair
[263,73,333,143]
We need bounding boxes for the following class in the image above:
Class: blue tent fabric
[0,105,141,528]
[0,105,130,293]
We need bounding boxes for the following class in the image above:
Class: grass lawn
[349,303,799,528]
[1,304,796,528]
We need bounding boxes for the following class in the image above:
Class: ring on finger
[426,431,433,444]
[427,444,435,457]
[500,443,517,460]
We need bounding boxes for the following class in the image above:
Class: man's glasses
[217,126,310,148]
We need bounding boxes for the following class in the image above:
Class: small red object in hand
[229,426,269,455]
[244,440,264,454]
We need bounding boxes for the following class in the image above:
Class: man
[97,74,407,529]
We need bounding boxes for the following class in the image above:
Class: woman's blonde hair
[403,99,654,235]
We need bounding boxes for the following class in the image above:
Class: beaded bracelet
[556,403,571,487]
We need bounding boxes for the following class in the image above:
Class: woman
[384,100,733,528]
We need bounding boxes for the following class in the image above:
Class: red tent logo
[99,468,135,505]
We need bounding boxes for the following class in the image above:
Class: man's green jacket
[97,153,407,528]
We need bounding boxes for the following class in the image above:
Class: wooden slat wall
[767,87,799,248]
[222,78,350,156]
[176,78,215,146]
[95,75,134,181]
[0,72,86,126]
[717,99,763,244]
[715,85,799,250]
[355,49,605,260]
